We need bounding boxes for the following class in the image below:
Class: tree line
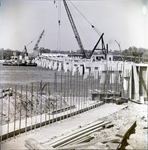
[0,47,148,62]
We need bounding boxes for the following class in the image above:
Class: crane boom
[34,30,45,50]
[63,0,86,58]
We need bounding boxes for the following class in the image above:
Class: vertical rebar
[72,75,75,117]
[45,84,47,126]
[115,64,117,93]
[47,82,50,125]
[60,73,62,121]
[31,83,33,131]
[76,73,78,114]
[67,72,69,118]
[93,76,95,108]
[14,85,17,138]
[111,66,113,102]
[81,75,83,112]
[55,94,57,123]
[78,74,80,113]
[85,77,87,110]
[66,72,68,118]
[69,72,71,117]
[19,85,22,135]
[52,93,54,124]
[35,83,38,130]
[70,72,74,117]
[87,76,90,111]
[116,63,119,93]
[25,84,28,134]
[1,86,3,142]
[40,81,42,128]
[63,73,66,118]
[83,77,85,110]
[7,86,10,140]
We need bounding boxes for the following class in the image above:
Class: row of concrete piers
[34,54,148,102]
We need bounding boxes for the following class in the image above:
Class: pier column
[132,65,139,100]
[83,67,90,78]
[53,61,57,70]
[58,62,61,71]
[139,66,147,100]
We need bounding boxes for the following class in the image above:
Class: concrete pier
[34,54,148,101]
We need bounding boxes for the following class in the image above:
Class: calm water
[0,63,56,85]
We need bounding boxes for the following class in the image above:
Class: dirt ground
[1,102,148,150]
[77,101,148,149]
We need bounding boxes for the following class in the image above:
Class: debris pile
[1,88,69,125]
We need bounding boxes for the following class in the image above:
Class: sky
[0,0,148,53]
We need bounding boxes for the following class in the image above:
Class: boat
[3,47,37,67]
[3,60,37,66]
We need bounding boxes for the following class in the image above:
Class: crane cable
[26,33,42,47]
[68,2,93,50]
[69,0,102,36]
[54,0,61,51]
[57,0,61,51]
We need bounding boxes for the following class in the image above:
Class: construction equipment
[88,33,108,59]
[63,0,108,59]
[33,30,45,51]
[63,0,86,58]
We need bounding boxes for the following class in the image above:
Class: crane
[88,33,108,59]
[63,0,108,59]
[34,30,45,51]
[63,0,86,58]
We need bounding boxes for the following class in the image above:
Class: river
[0,63,56,86]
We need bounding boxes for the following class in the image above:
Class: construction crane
[63,0,86,58]
[34,30,45,51]
[63,0,108,59]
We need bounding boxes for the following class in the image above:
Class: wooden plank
[116,121,136,138]
[49,121,111,148]
[25,143,34,150]
[57,127,103,148]
[51,123,107,148]
[99,136,122,144]
[46,120,104,145]
[25,138,53,150]
[70,136,93,145]
[59,142,92,149]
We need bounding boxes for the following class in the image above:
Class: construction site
[1,0,148,149]
[0,62,148,149]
